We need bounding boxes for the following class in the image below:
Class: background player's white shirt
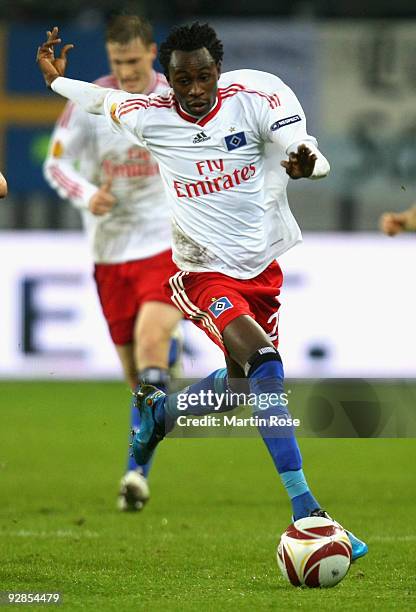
[44,72,171,263]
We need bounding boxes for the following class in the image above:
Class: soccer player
[37,23,367,560]
[0,171,7,198]
[42,16,182,511]
[379,205,416,235]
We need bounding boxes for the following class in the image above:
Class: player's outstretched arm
[379,206,416,236]
[37,26,111,115]
[0,171,7,198]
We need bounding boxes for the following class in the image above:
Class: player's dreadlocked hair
[159,22,224,78]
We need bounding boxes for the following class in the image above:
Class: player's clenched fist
[379,207,416,236]
[379,212,407,236]
[0,171,7,198]
[89,179,117,216]
[280,144,317,179]
[36,26,74,88]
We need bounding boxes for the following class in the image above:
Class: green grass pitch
[1,381,415,610]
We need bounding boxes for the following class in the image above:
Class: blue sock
[126,367,170,477]
[168,337,179,368]
[280,470,320,521]
[138,367,170,392]
[156,368,238,425]
[248,356,320,520]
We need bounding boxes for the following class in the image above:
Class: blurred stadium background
[0,0,415,380]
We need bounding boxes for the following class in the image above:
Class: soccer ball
[276,516,352,588]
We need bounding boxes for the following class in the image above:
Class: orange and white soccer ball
[277,516,352,588]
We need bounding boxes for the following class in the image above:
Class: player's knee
[138,321,172,346]
[135,328,167,360]
[245,347,282,377]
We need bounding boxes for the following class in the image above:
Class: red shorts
[94,249,177,345]
[166,261,283,353]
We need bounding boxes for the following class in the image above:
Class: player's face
[168,48,220,117]
[106,37,157,93]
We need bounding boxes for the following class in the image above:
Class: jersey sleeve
[257,84,315,151]
[51,77,111,114]
[257,85,329,178]
[43,102,99,209]
[50,78,149,148]
[103,90,148,147]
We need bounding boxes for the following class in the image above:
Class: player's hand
[0,171,7,198]
[280,144,317,179]
[36,26,74,88]
[379,211,409,236]
[89,179,117,216]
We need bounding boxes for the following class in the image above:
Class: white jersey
[52,69,329,277]
[44,71,171,263]
[220,70,304,265]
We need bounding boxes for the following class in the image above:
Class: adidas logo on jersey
[192,131,211,144]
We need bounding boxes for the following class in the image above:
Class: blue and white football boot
[309,509,368,561]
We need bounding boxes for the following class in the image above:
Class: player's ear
[149,42,157,61]
[216,62,222,78]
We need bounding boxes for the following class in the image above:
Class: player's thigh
[94,263,137,346]
[134,301,182,345]
[114,343,136,390]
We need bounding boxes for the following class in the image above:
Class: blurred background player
[379,205,416,235]
[43,15,182,512]
[0,171,7,198]
[37,23,366,559]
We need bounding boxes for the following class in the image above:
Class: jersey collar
[143,70,158,95]
[175,92,222,127]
